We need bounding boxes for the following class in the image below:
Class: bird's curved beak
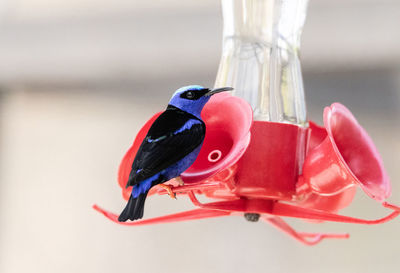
[205,87,234,97]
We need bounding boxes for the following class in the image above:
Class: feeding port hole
[208,150,222,162]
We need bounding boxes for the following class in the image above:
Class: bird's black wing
[126,105,205,187]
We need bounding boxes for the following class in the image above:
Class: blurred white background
[0,1,399,273]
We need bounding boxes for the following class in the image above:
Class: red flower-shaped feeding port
[94,95,400,245]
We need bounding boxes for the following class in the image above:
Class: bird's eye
[186,91,195,99]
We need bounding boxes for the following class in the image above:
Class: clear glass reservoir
[215,0,309,126]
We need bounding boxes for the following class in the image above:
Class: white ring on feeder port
[208,150,222,162]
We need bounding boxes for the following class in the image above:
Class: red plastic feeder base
[94,99,400,246]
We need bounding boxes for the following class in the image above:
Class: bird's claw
[176,176,185,186]
[159,184,177,199]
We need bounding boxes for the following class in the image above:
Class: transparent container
[215,0,309,126]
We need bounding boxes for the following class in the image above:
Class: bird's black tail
[118,192,148,222]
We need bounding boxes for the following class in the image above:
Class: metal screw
[244,213,260,222]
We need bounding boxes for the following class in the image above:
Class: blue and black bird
[118,85,233,222]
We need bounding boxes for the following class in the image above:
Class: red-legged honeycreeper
[118,85,233,222]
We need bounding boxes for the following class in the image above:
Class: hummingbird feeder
[94,0,400,245]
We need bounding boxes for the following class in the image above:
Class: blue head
[168,85,233,118]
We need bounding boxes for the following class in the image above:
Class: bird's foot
[159,184,177,199]
[176,176,185,186]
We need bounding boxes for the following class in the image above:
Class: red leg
[188,191,248,211]
[92,204,230,226]
[272,201,400,225]
[263,216,349,246]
